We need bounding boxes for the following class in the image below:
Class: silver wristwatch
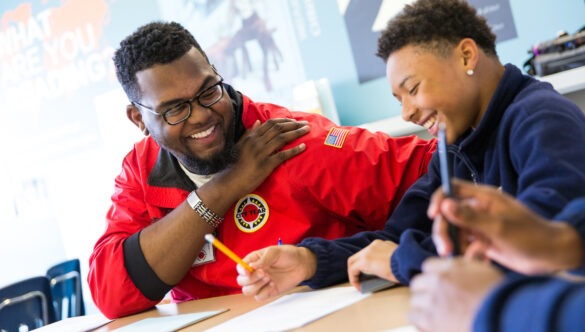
[187,191,224,228]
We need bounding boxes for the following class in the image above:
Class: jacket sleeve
[551,197,585,276]
[299,153,441,288]
[474,198,585,331]
[474,275,585,332]
[552,197,585,247]
[87,149,165,318]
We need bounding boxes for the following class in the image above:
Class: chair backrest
[46,258,86,321]
[0,276,56,332]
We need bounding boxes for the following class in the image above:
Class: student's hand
[427,183,472,257]
[347,240,399,291]
[231,118,310,194]
[236,245,317,301]
[428,179,584,274]
[409,257,504,332]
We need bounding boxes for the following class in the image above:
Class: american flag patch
[324,127,349,148]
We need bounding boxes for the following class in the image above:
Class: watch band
[187,191,224,228]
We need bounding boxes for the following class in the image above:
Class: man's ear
[127,104,149,136]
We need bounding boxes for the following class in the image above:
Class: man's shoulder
[241,95,292,125]
[132,136,159,152]
[124,136,161,164]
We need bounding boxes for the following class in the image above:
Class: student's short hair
[377,0,497,62]
[113,21,209,102]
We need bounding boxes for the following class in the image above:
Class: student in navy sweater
[409,180,585,332]
[235,0,585,300]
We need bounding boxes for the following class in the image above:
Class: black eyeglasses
[132,75,224,125]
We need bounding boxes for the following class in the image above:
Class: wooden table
[94,284,410,331]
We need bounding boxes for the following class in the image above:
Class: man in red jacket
[88,21,436,318]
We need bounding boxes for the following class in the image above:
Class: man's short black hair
[113,21,210,102]
[377,0,497,62]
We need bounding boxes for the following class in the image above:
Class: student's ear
[458,38,479,72]
[127,104,149,136]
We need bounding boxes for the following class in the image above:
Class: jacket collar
[456,64,531,150]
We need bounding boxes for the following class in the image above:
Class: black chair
[46,258,86,321]
[0,276,56,331]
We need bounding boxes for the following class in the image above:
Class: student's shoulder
[514,79,578,113]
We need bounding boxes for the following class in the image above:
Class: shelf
[358,115,427,137]
[538,66,585,95]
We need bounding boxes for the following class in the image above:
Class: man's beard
[181,137,238,175]
[180,116,238,175]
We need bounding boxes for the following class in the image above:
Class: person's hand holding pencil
[235,244,319,301]
[428,122,461,257]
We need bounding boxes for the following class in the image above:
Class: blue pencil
[438,123,460,256]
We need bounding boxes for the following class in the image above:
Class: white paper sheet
[206,286,370,332]
[112,310,227,332]
[32,313,111,332]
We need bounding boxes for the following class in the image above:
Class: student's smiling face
[387,43,482,144]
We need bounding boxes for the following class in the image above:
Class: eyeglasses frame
[132,73,224,125]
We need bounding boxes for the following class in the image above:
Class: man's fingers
[239,119,310,162]
[347,258,363,290]
[241,277,270,297]
[432,215,451,257]
[421,257,456,273]
[464,241,489,261]
[450,179,493,199]
[442,199,497,236]
[253,118,309,138]
[254,281,279,301]
[263,123,310,151]
[427,186,447,219]
[271,143,306,164]
[238,119,309,147]
[442,199,481,226]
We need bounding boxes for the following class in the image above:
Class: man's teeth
[191,126,215,139]
[422,116,436,129]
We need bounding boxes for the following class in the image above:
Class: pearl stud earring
[466,69,475,76]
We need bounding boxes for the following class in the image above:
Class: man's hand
[347,240,399,291]
[428,179,584,274]
[409,258,504,332]
[236,245,317,301]
[230,118,310,194]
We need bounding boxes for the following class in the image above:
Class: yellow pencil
[204,234,254,272]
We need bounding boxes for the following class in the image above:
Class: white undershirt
[178,162,215,188]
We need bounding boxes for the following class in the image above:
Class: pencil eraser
[204,234,214,243]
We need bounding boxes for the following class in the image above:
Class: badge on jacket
[324,127,349,148]
[193,241,215,266]
[234,194,269,233]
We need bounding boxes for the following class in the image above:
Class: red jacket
[88,93,436,318]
